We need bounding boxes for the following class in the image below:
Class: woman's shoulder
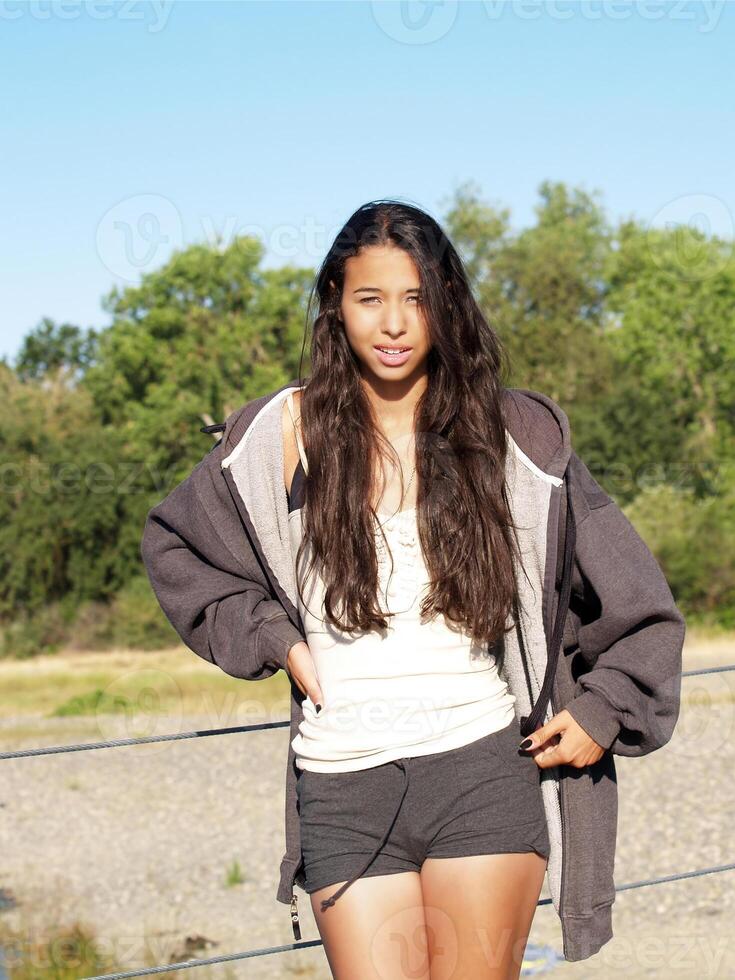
[281,388,304,497]
[282,388,302,452]
[215,379,305,456]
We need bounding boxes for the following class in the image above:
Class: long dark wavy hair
[293,199,524,654]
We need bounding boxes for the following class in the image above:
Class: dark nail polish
[519,738,533,750]
[315,703,322,713]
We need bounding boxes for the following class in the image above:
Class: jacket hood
[501,386,573,483]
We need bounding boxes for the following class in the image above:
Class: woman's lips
[374,345,412,367]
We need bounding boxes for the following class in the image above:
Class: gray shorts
[296,715,551,911]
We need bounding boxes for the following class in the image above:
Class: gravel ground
[0,645,733,979]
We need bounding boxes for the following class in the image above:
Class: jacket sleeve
[561,451,687,757]
[140,449,305,682]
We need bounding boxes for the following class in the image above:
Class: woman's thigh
[420,852,548,980]
[310,871,430,980]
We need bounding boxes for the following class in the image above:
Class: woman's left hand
[518,709,605,768]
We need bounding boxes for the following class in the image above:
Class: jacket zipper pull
[290,891,301,941]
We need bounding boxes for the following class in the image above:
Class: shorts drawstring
[320,758,410,913]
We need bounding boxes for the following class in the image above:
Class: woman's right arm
[140,455,305,683]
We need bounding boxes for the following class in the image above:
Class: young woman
[283,211,552,979]
[141,200,686,978]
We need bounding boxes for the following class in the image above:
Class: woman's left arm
[563,450,687,757]
[529,450,687,766]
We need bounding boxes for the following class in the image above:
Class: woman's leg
[419,851,548,980]
[310,871,430,980]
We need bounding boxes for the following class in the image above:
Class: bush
[626,473,735,629]
[78,574,180,651]
[0,603,67,659]
[0,576,179,658]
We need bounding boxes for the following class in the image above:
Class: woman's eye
[359,296,420,305]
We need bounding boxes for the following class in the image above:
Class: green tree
[444,180,615,405]
[83,236,312,483]
[1,236,314,647]
[15,317,98,383]
[0,363,128,620]
[597,220,735,500]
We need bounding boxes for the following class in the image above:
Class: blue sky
[2,0,733,362]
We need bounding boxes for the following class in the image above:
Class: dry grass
[680,624,735,668]
[0,646,293,740]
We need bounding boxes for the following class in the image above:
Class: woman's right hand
[286,640,324,711]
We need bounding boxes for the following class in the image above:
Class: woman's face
[338,245,431,387]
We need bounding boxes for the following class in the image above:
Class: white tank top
[285,393,517,773]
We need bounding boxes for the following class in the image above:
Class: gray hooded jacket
[140,378,686,962]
